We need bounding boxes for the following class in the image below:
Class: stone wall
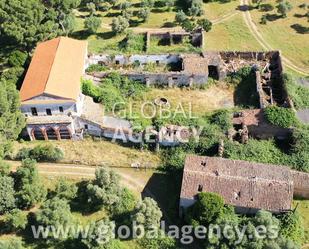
[291,170,309,199]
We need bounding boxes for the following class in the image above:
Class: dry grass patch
[132,83,235,117]
[12,140,160,167]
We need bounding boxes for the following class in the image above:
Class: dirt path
[212,11,239,25]
[240,0,309,76]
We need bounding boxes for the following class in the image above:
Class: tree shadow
[265,13,282,21]
[236,4,255,11]
[161,22,177,28]
[291,24,309,34]
[105,12,121,18]
[70,30,91,40]
[294,13,307,18]
[129,19,143,27]
[151,8,165,13]
[97,31,115,40]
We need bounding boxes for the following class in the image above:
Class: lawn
[205,14,264,51]
[249,0,309,69]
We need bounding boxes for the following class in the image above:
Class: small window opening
[31,107,38,116]
[46,109,52,116]
[198,185,203,192]
[59,106,64,113]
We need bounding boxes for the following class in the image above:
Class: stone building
[180,155,294,216]
[20,37,105,140]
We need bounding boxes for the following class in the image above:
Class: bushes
[82,73,148,112]
[86,64,107,73]
[284,73,309,109]
[5,209,27,232]
[16,144,64,162]
[264,106,298,128]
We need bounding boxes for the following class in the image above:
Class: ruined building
[179,155,309,216]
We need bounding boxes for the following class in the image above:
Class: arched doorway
[32,127,45,140]
[59,126,72,140]
[46,127,58,140]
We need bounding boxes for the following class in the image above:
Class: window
[172,77,178,80]
[84,124,88,130]
[46,109,52,116]
[156,60,160,65]
[198,185,203,192]
[115,60,120,65]
[31,107,38,116]
[59,106,64,113]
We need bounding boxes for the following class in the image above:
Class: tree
[0,175,15,214]
[86,167,122,209]
[131,197,162,231]
[165,0,175,11]
[0,238,25,249]
[137,8,151,22]
[45,0,81,35]
[8,51,28,67]
[175,10,187,25]
[141,0,155,8]
[85,15,102,34]
[15,159,47,209]
[197,18,212,32]
[188,0,204,17]
[186,192,225,226]
[5,209,28,232]
[181,19,196,32]
[277,1,293,18]
[54,178,78,200]
[111,16,129,34]
[87,2,97,15]
[0,0,58,49]
[119,1,131,11]
[36,197,74,228]
[0,79,25,157]
[111,188,136,216]
[82,218,116,248]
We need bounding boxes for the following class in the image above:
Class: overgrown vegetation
[82,72,148,111]
[185,192,303,248]
[16,144,64,162]
[284,73,309,109]
[264,105,298,128]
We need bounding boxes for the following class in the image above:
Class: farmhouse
[179,155,296,216]
[20,37,105,140]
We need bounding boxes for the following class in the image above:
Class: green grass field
[249,0,309,69]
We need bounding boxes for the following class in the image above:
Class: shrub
[264,106,298,128]
[8,51,28,67]
[5,209,28,232]
[16,144,64,162]
[185,192,225,226]
[111,16,129,34]
[86,64,107,73]
[209,109,232,132]
[284,73,309,109]
[120,32,145,53]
